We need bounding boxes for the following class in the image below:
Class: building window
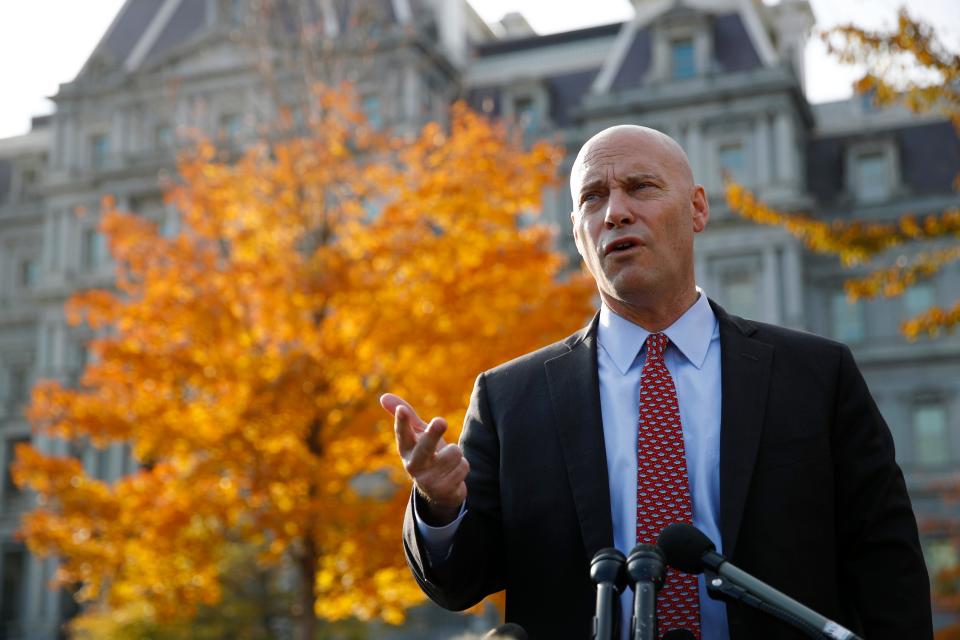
[670,38,696,79]
[82,228,107,269]
[718,268,758,319]
[91,134,109,169]
[513,95,540,135]
[362,95,382,129]
[913,403,949,467]
[903,282,935,319]
[155,124,173,148]
[718,142,746,184]
[853,152,889,203]
[6,366,28,411]
[830,292,864,343]
[228,0,245,25]
[18,259,37,289]
[160,212,180,238]
[0,546,26,628]
[3,437,29,502]
[20,167,38,201]
[219,113,242,141]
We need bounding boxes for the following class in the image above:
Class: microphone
[625,544,666,640]
[590,547,627,640]
[483,623,528,639]
[658,523,863,640]
[662,630,696,640]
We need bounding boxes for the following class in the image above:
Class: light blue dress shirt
[416,291,729,640]
[598,291,728,640]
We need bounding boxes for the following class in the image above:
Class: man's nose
[604,189,635,228]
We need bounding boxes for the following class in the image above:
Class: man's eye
[580,193,599,204]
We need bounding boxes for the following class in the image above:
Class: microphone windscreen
[662,629,697,640]
[483,622,528,639]
[657,523,715,574]
[590,547,627,588]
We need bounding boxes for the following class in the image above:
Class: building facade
[0,0,958,636]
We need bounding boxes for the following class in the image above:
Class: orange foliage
[13,86,594,627]
[825,9,960,134]
[727,9,960,339]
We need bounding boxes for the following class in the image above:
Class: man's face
[569,128,708,310]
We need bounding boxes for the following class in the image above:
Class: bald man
[383,126,931,639]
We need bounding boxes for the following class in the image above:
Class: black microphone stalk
[590,547,627,640]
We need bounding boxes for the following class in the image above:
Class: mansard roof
[474,22,623,57]
[607,11,762,91]
[98,0,163,65]
[141,0,209,67]
[807,121,960,206]
[76,0,428,81]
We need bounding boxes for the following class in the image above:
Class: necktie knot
[645,332,669,362]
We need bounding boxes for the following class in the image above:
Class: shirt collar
[597,289,717,375]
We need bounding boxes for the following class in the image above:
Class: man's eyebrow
[619,172,663,184]
[578,178,607,195]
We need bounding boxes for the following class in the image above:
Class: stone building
[0,0,957,636]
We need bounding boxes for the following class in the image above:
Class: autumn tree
[12,87,594,639]
[726,8,960,340]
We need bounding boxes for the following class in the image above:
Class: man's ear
[691,185,709,233]
[570,210,585,257]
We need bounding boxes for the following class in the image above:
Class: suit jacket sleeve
[832,344,932,637]
[402,371,506,611]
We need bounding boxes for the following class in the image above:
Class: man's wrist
[415,490,462,526]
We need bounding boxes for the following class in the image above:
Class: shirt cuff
[413,496,467,564]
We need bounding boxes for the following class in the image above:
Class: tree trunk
[295,537,318,640]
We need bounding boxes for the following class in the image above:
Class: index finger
[393,405,419,456]
[380,393,427,433]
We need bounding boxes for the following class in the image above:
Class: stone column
[754,113,771,187]
[42,212,57,273]
[63,115,78,171]
[782,239,804,329]
[761,246,780,324]
[774,112,795,187]
[686,122,703,184]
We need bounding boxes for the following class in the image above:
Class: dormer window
[503,84,547,136]
[670,38,696,79]
[845,139,901,204]
[854,152,887,202]
[513,95,539,134]
[650,7,713,82]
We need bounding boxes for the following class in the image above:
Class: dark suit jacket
[402,302,932,639]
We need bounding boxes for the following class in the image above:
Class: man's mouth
[604,238,641,255]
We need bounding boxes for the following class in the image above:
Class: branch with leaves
[727,8,960,340]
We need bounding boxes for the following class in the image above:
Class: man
[380,126,932,639]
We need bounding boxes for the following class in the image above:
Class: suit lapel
[544,316,614,561]
[712,301,774,560]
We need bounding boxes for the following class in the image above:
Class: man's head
[569,125,709,326]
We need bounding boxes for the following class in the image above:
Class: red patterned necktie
[636,332,701,638]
